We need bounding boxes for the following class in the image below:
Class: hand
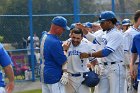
[76,23,89,35]
[60,72,69,85]
[62,41,71,51]
[87,63,92,68]
[130,64,136,80]
[5,81,14,93]
[94,65,100,75]
[80,53,89,59]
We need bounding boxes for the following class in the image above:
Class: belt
[71,73,81,77]
[135,62,139,65]
[101,61,123,66]
[69,72,85,77]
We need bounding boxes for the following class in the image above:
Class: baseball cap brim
[122,23,130,25]
[97,19,106,23]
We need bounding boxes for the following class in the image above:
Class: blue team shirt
[0,43,11,87]
[131,34,140,80]
[43,34,67,84]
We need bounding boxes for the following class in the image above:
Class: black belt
[135,62,139,65]
[103,62,115,65]
[102,61,123,66]
[70,72,87,77]
[71,73,81,77]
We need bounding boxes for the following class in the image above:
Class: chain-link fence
[0,0,139,81]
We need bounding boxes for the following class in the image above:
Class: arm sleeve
[131,37,137,53]
[87,42,96,62]
[123,33,132,51]
[0,44,11,67]
[85,32,96,43]
[102,48,113,57]
[51,41,67,66]
[105,32,123,52]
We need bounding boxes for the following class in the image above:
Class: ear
[138,18,140,24]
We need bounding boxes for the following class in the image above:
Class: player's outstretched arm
[60,62,69,85]
[76,23,89,35]
[4,65,14,93]
[130,53,137,79]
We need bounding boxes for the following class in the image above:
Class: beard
[72,41,80,47]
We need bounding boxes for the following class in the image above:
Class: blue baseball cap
[116,20,121,25]
[84,22,93,28]
[122,19,131,25]
[70,23,76,30]
[52,16,70,30]
[98,11,116,23]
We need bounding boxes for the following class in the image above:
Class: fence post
[112,0,115,13]
[28,0,35,82]
[73,0,80,23]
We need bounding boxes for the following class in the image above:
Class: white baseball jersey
[123,26,140,63]
[85,27,124,62]
[27,36,39,55]
[93,30,104,51]
[67,38,96,74]
[92,30,104,63]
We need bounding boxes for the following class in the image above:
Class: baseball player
[123,10,140,93]
[92,22,102,34]
[78,11,125,93]
[122,19,131,33]
[123,10,140,65]
[121,18,132,93]
[27,33,39,69]
[63,28,97,93]
[130,34,140,93]
[83,22,93,33]
[40,16,69,93]
[116,20,122,32]
[91,24,104,93]
[0,43,15,93]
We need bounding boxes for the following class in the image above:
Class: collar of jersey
[132,26,140,32]
[47,33,58,38]
[106,27,116,33]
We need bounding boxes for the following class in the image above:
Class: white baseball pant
[65,74,90,93]
[94,62,125,93]
[42,82,66,93]
[0,87,6,93]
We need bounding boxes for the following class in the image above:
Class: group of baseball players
[0,10,139,93]
[40,9,140,93]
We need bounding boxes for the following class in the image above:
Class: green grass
[16,89,41,93]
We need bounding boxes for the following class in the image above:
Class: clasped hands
[80,52,91,59]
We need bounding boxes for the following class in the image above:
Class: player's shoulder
[94,30,104,36]
[46,34,61,45]
[81,38,94,47]
[124,27,132,34]
[134,34,140,39]
[110,28,123,37]
[0,43,3,49]
[82,38,91,43]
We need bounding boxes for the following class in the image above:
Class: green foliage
[0,0,74,44]
[0,0,139,45]
[0,36,4,42]
[16,89,41,93]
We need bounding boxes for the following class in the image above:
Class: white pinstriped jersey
[92,30,104,63]
[67,38,96,73]
[85,27,124,62]
[92,30,104,51]
[123,26,140,63]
